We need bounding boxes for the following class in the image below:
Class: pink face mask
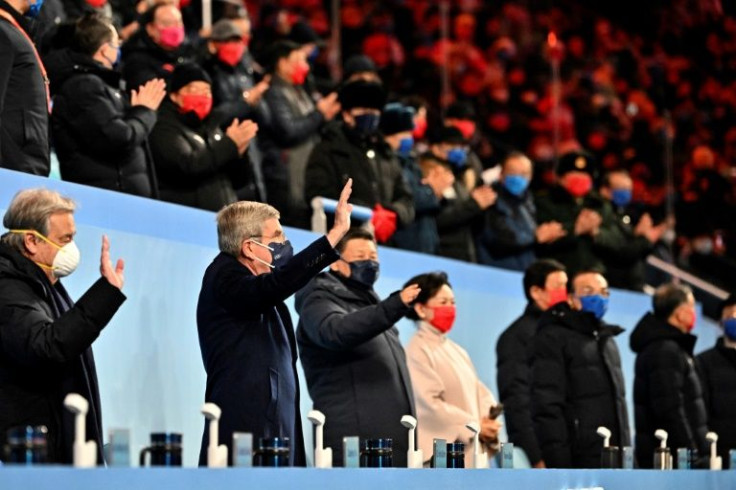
[158,25,185,49]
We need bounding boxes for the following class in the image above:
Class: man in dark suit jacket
[196,180,353,467]
[0,0,50,175]
[295,228,421,467]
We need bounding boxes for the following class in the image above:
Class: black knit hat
[428,125,466,145]
[169,63,212,93]
[288,21,323,46]
[260,40,302,73]
[338,80,386,111]
[380,103,415,135]
[343,54,377,80]
[556,150,598,178]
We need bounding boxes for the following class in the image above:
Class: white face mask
[10,229,81,278]
[50,241,81,277]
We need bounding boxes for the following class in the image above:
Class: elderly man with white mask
[0,188,126,465]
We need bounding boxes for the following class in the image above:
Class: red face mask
[564,173,593,198]
[450,120,476,140]
[179,94,212,120]
[429,305,457,333]
[158,25,185,50]
[85,0,107,8]
[546,287,568,308]
[412,117,428,139]
[290,61,310,85]
[685,307,697,333]
[217,41,245,67]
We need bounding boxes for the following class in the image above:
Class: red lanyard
[0,8,51,113]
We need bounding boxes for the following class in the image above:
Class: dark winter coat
[121,28,193,90]
[597,202,652,291]
[534,186,620,276]
[696,338,736,469]
[48,49,157,197]
[436,181,483,263]
[196,236,339,467]
[295,271,416,467]
[305,123,415,230]
[630,313,709,468]
[391,154,440,255]
[531,303,631,468]
[0,1,50,175]
[202,52,267,202]
[496,302,544,465]
[260,76,324,226]
[0,242,125,464]
[477,182,537,271]
[149,98,251,211]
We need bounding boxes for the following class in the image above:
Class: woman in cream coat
[405,272,501,467]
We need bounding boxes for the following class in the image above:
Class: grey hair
[1,189,76,252]
[216,201,280,256]
[653,283,693,320]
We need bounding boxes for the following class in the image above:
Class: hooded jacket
[630,313,709,468]
[531,303,630,468]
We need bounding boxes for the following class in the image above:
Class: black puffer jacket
[0,242,125,464]
[496,302,544,465]
[305,123,415,229]
[696,338,736,468]
[48,49,157,197]
[630,313,709,468]
[531,303,631,468]
[149,98,249,211]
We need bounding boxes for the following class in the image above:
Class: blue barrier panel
[1,468,734,490]
[0,168,722,468]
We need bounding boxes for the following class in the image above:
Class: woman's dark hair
[72,13,114,56]
[403,272,451,321]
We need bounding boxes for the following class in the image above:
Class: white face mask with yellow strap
[10,229,81,278]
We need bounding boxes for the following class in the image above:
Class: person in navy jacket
[196,179,353,467]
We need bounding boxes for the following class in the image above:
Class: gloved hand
[371,204,397,243]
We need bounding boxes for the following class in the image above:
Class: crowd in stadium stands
[1,0,735,293]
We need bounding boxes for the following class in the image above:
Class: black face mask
[352,113,380,136]
[347,259,380,288]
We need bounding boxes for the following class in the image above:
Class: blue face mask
[348,259,380,288]
[353,113,380,136]
[724,318,736,341]
[250,239,293,269]
[26,0,44,17]
[446,148,468,168]
[503,175,530,197]
[397,137,414,157]
[104,44,122,69]
[269,240,293,268]
[579,294,609,320]
[611,188,632,207]
[308,46,320,63]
